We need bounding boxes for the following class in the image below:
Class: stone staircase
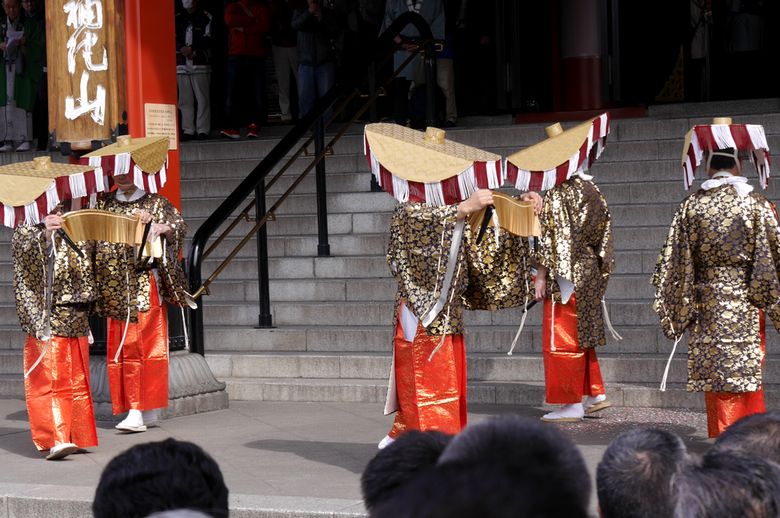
[2,101,780,410]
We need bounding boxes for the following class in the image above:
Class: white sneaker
[142,408,162,428]
[0,143,13,152]
[46,442,78,460]
[583,394,611,415]
[116,409,147,432]
[15,141,31,152]
[378,435,395,450]
[541,403,585,422]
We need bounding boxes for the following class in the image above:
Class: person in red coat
[221,0,271,139]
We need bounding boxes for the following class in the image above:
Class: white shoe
[142,408,162,428]
[15,141,31,152]
[46,442,78,460]
[0,143,13,152]
[378,435,395,450]
[116,409,147,432]
[541,403,585,422]
[583,394,611,415]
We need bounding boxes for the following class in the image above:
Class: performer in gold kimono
[364,124,536,448]
[506,113,618,422]
[653,117,777,438]
[94,171,188,433]
[12,208,99,460]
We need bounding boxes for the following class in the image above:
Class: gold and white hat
[681,117,771,189]
[364,123,502,206]
[506,112,610,191]
[0,156,103,227]
[81,135,170,193]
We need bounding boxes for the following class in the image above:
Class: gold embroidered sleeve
[653,200,695,339]
[463,227,533,311]
[12,224,48,337]
[389,202,466,335]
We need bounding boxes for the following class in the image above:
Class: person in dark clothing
[291,0,341,119]
[221,0,271,139]
[270,0,304,122]
[176,0,213,140]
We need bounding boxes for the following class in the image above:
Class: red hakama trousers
[107,274,169,415]
[24,335,98,451]
[389,316,467,438]
[704,312,767,438]
[542,293,605,404]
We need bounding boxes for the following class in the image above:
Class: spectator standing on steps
[221,0,271,140]
[380,0,444,126]
[176,0,213,141]
[270,0,303,122]
[292,0,341,120]
[0,0,43,152]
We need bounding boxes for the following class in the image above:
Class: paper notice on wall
[144,103,178,150]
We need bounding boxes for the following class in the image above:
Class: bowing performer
[88,137,190,433]
[4,157,107,460]
[653,117,779,437]
[506,113,619,423]
[364,124,537,448]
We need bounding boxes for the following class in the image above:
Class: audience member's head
[370,416,590,517]
[711,411,780,465]
[93,438,229,518]
[596,427,688,518]
[673,450,780,518]
[361,430,452,510]
[440,416,590,510]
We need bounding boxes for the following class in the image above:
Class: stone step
[201,323,673,354]
[221,376,780,409]
[207,352,780,385]
[221,300,662,327]
[0,373,23,397]
[200,273,655,302]
[181,154,365,182]
[201,255,393,282]
[0,350,22,374]
[182,170,370,199]
[178,114,780,164]
[181,191,395,218]
[187,233,390,260]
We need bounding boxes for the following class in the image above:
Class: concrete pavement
[0,398,711,517]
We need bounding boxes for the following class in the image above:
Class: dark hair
[712,412,780,465]
[596,428,688,518]
[361,430,452,510]
[93,438,229,518]
[437,416,591,516]
[372,461,590,518]
[709,148,738,171]
[673,450,780,518]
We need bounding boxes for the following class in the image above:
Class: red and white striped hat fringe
[683,123,771,190]
[364,136,502,206]
[81,153,169,193]
[506,112,610,192]
[0,167,108,228]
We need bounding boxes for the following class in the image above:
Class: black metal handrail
[186,11,436,355]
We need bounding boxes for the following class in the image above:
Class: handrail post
[255,180,273,327]
[423,39,437,127]
[188,262,205,355]
[314,116,330,256]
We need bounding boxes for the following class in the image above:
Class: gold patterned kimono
[537,176,615,349]
[12,224,96,338]
[94,192,188,321]
[387,202,532,335]
[653,186,780,392]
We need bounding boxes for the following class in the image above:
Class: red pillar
[560,0,603,111]
[124,1,181,209]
